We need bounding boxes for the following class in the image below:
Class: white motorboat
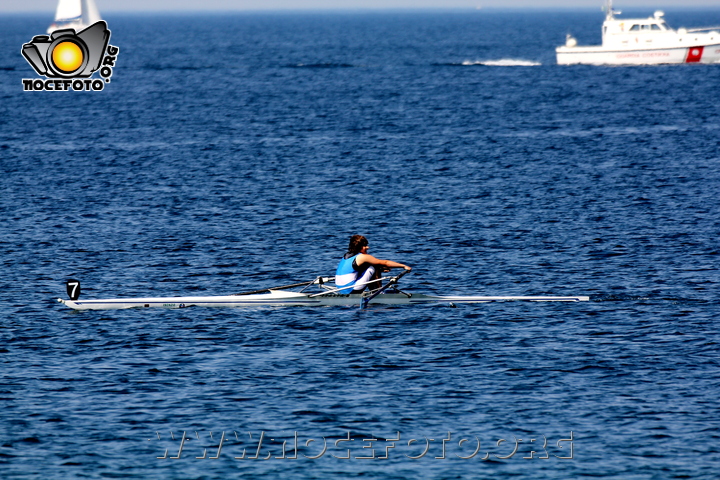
[57,272,590,311]
[48,0,102,34]
[556,1,720,65]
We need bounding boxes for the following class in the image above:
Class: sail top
[54,0,82,21]
[53,0,101,24]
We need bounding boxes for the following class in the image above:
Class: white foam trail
[462,59,541,66]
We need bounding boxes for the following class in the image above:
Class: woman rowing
[335,234,412,294]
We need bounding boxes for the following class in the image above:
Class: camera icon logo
[22,21,110,78]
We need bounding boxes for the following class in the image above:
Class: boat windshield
[629,23,667,32]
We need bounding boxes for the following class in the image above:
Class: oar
[360,269,411,308]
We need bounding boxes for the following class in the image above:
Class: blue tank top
[335,254,360,292]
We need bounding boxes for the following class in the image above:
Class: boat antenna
[604,0,621,20]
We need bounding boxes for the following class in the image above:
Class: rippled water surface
[1,9,720,479]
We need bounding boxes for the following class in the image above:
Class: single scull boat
[57,272,590,310]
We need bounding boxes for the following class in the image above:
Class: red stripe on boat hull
[685,46,704,63]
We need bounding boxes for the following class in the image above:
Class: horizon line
[5,5,720,14]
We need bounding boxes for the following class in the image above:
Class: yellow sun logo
[51,41,84,73]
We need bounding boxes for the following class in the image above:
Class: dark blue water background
[1,8,719,479]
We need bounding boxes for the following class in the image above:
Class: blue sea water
[1,8,720,479]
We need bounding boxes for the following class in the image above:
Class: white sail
[82,0,102,25]
[54,0,82,21]
[48,0,102,33]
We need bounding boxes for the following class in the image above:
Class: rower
[335,235,412,294]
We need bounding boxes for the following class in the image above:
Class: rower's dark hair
[348,234,368,254]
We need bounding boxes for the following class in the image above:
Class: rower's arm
[358,254,412,271]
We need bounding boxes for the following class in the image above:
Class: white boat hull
[557,44,720,65]
[556,3,720,65]
[57,290,590,310]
